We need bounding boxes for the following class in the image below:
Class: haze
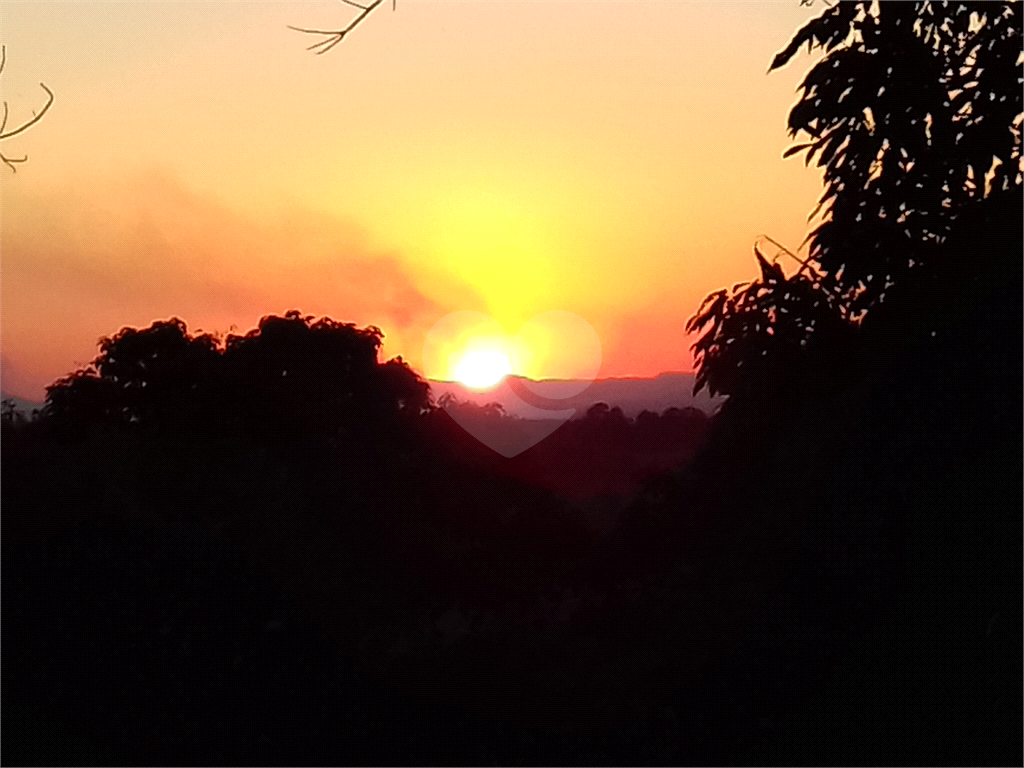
[1,1,823,401]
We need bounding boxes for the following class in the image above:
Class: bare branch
[755,235,812,271]
[0,47,55,172]
[290,0,388,55]
[1,152,28,173]
[0,82,54,141]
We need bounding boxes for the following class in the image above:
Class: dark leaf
[783,142,813,159]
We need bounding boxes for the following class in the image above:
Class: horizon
[1,1,823,402]
[0,319,704,402]
[1,368,706,406]
[3,3,1020,763]
[427,370,695,385]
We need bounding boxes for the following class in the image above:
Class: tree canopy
[688,0,1022,399]
[43,311,431,442]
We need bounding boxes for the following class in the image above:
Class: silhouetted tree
[678,5,1023,763]
[686,243,857,399]
[43,311,430,445]
[689,0,1022,399]
[437,392,506,420]
[1,399,21,425]
[772,0,1021,294]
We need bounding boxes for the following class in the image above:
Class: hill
[428,372,725,419]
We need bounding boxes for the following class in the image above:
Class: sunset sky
[1,0,826,401]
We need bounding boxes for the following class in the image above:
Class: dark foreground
[3,286,1022,766]
[3,394,1020,766]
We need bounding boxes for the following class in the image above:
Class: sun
[454,349,512,388]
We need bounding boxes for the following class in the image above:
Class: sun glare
[454,349,512,388]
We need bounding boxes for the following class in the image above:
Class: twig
[289,0,388,55]
[0,46,54,172]
[0,83,54,141]
[1,152,27,173]
[755,235,816,274]
[755,234,844,310]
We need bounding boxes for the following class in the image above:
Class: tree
[682,7,1023,759]
[1,399,21,425]
[772,0,1021,290]
[685,240,858,399]
[43,311,431,442]
[0,45,54,172]
[688,0,1022,399]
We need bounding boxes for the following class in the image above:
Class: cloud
[0,171,463,398]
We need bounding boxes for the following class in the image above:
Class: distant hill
[428,372,724,419]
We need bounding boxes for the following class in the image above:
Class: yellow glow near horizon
[454,349,512,388]
[0,1,828,401]
[423,311,509,381]
[422,310,603,383]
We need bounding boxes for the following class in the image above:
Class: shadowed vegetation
[3,2,1021,765]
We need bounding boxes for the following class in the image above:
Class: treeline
[432,397,711,498]
[5,1,1022,762]
[3,218,1021,768]
[3,295,1020,765]
[1,311,722,766]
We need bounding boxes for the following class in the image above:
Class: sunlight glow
[454,349,512,388]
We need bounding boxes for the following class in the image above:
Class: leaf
[783,142,813,159]
[807,192,837,222]
[768,2,861,72]
[686,289,728,334]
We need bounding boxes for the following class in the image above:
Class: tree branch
[0,46,54,172]
[755,235,817,274]
[0,82,54,141]
[1,152,27,173]
[289,0,388,55]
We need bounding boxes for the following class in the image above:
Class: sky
[1,0,827,401]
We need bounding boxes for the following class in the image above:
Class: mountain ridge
[4,372,727,422]
[429,372,725,419]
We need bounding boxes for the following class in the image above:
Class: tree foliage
[776,0,1021,289]
[685,243,857,398]
[43,311,431,442]
[689,0,1023,398]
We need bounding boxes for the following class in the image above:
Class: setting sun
[454,349,512,389]
[2,2,1014,764]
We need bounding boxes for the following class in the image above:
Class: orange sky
[1,0,825,401]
